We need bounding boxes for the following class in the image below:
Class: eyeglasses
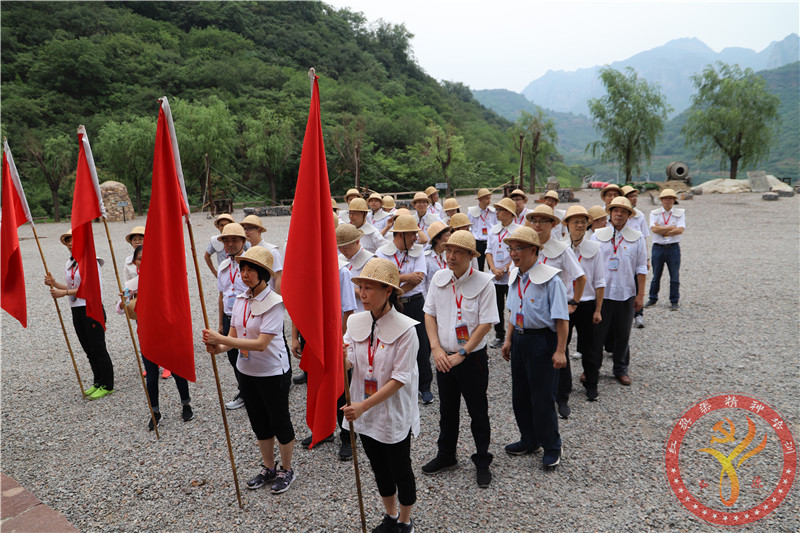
[509,246,533,253]
[569,220,588,226]
[242,226,258,231]
[528,218,552,225]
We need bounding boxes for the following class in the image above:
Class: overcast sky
[324,0,799,92]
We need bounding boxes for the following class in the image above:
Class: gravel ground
[2,190,798,532]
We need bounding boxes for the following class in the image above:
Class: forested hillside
[2,1,570,219]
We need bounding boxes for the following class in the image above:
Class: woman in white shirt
[342,258,420,533]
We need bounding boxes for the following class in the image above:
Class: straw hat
[621,185,636,196]
[544,190,559,201]
[476,188,492,199]
[125,225,146,244]
[444,230,481,257]
[60,229,72,246]
[525,204,560,224]
[561,205,591,224]
[336,223,364,246]
[448,213,471,230]
[367,192,382,202]
[509,188,528,201]
[382,195,396,209]
[659,188,678,199]
[220,222,247,239]
[390,214,419,233]
[214,213,235,229]
[425,186,438,197]
[503,226,541,249]
[605,196,635,216]
[427,221,450,242]
[391,208,412,219]
[351,257,403,295]
[494,197,517,214]
[443,198,460,211]
[600,184,623,197]
[331,198,339,212]
[348,198,369,212]
[241,214,266,232]
[345,188,361,200]
[235,246,274,277]
[333,212,339,228]
[412,192,430,205]
[587,205,608,221]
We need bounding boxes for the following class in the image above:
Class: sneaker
[147,411,162,431]
[225,394,244,410]
[396,518,414,533]
[586,387,599,402]
[182,404,194,422]
[504,441,542,456]
[84,384,99,396]
[644,299,657,308]
[476,465,492,488]
[372,514,398,533]
[420,390,435,405]
[301,433,334,448]
[489,338,504,349]
[161,368,172,379]
[270,467,295,494]
[338,439,353,461]
[543,448,562,469]
[633,315,644,329]
[246,464,277,490]
[670,302,680,311]
[89,386,113,400]
[292,370,307,384]
[421,456,458,475]
[557,401,571,419]
[571,350,582,359]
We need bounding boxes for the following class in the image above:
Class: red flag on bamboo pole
[1,139,33,327]
[72,127,106,328]
[283,71,343,447]
[135,97,195,382]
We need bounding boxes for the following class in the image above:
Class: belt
[398,293,424,304]
[654,242,679,248]
[514,327,552,335]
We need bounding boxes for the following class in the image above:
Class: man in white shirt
[336,224,375,312]
[509,189,529,226]
[542,190,567,241]
[645,188,685,311]
[467,188,497,272]
[241,214,283,294]
[338,188,362,225]
[411,192,442,238]
[366,192,390,231]
[426,186,444,219]
[348,198,387,253]
[485,197,522,348]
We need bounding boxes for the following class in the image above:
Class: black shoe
[421,455,458,475]
[557,401,571,419]
[292,370,307,384]
[396,518,414,533]
[504,441,542,456]
[246,464,277,490]
[670,302,680,311]
[543,448,562,470]
[338,438,353,461]
[586,388,599,401]
[644,299,657,308]
[182,404,194,422]
[372,514,398,533]
[147,411,162,431]
[489,338,504,349]
[301,433,334,448]
[476,465,492,488]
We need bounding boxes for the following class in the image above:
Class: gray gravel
[2,190,798,532]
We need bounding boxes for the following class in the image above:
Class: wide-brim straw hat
[351,257,403,295]
[544,190,559,201]
[331,198,340,212]
[600,184,624,197]
[587,205,608,221]
[621,185,636,196]
[526,204,560,224]
[509,188,528,201]
[445,230,480,257]
[367,192,382,202]
[60,229,72,246]
[476,188,492,199]
[235,245,274,278]
[448,213,471,230]
[503,226,541,249]
[214,213,235,229]
[606,196,635,216]
[494,197,517,214]
[241,214,266,232]
[220,222,247,239]
[659,188,678,199]
[382,195,396,209]
[125,225,146,243]
[348,198,369,212]
[391,214,419,233]
[336,223,364,246]
[345,188,361,200]
[427,221,450,242]
[391,208,412,219]
[561,205,591,224]
[333,212,339,228]
[412,191,430,205]
[425,186,438,197]
[443,198,460,211]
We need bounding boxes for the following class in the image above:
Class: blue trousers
[510,329,561,455]
[649,243,680,303]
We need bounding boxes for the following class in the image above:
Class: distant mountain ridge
[520,33,799,116]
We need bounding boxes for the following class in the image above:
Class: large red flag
[1,140,33,327]
[283,74,343,447]
[72,127,105,328]
[135,97,195,382]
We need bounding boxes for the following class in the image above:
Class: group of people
[44,183,685,533]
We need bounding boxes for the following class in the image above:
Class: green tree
[587,67,671,182]
[24,132,75,222]
[330,114,368,188]
[513,109,559,193]
[412,123,465,195]
[683,62,781,179]
[241,108,294,204]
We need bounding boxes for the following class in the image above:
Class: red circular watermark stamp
[665,393,796,526]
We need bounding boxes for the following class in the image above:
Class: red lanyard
[452,268,473,322]
[542,257,548,264]
[479,209,488,222]
[662,211,672,225]
[367,336,380,371]
[348,263,353,271]
[434,253,446,269]
[517,275,532,311]
[229,262,239,285]
[515,212,525,225]
[69,265,77,281]
[393,251,407,269]
[418,217,426,231]
[241,299,251,336]
[497,229,508,244]
[428,204,436,215]
[611,232,623,255]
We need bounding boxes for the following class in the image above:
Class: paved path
[1,474,78,532]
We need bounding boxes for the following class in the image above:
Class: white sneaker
[225,394,245,410]
[571,351,582,359]
[634,315,644,329]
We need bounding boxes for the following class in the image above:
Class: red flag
[1,140,33,327]
[135,97,195,382]
[72,127,105,328]
[283,74,343,447]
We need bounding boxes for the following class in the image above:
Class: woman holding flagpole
[45,230,114,400]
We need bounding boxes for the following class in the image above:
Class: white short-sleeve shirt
[231,288,290,377]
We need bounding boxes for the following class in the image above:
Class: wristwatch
[458,348,467,357]
[568,299,578,306]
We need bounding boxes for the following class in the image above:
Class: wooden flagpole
[185,216,243,509]
[342,350,368,533]
[32,225,87,397]
[101,218,161,439]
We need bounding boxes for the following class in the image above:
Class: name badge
[455,324,469,345]
[227,293,236,308]
[481,227,488,236]
[364,378,378,399]
[515,313,525,332]
[608,257,620,271]
[239,349,249,360]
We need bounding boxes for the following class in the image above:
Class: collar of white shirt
[346,307,419,343]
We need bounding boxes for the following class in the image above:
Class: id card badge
[455,324,470,345]
[239,349,249,360]
[608,256,620,271]
[227,293,236,308]
[515,313,525,332]
[364,378,378,399]
[481,227,488,236]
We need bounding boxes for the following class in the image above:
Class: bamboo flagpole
[342,347,368,533]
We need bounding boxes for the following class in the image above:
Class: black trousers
[71,306,114,389]
[435,347,492,467]
[222,313,242,391]
[399,293,432,394]
[476,239,488,272]
[142,355,190,411]
[590,297,634,385]
[558,301,597,403]
[494,284,508,337]
[361,431,416,506]
[239,371,295,443]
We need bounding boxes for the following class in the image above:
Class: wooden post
[518,133,525,190]
[342,347,368,533]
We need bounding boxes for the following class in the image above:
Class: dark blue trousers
[649,243,681,303]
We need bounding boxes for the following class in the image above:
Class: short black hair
[133,245,143,261]
[240,260,271,284]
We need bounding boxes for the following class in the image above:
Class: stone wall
[100,181,136,222]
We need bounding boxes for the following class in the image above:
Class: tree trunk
[50,185,61,222]
[268,172,277,206]
[135,176,144,216]
[730,156,740,180]
[354,145,360,189]
[530,132,540,194]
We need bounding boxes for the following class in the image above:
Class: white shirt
[627,208,651,239]
[537,238,585,300]
[513,208,528,227]
[256,241,284,292]
[552,208,568,241]
[123,254,138,283]
[207,235,250,264]
[414,212,442,238]
[376,242,427,297]
[650,207,686,245]
[591,226,648,301]
[231,287,290,377]
[339,262,358,315]
[367,209,390,231]
[423,248,448,296]
[344,247,375,312]
[428,201,444,219]
[570,239,606,302]
[485,222,521,285]
[344,308,420,443]
[355,222,387,253]
[64,258,104,308]
[467,206,497,242]
[217,257,249,316]
[423,268,499,353]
